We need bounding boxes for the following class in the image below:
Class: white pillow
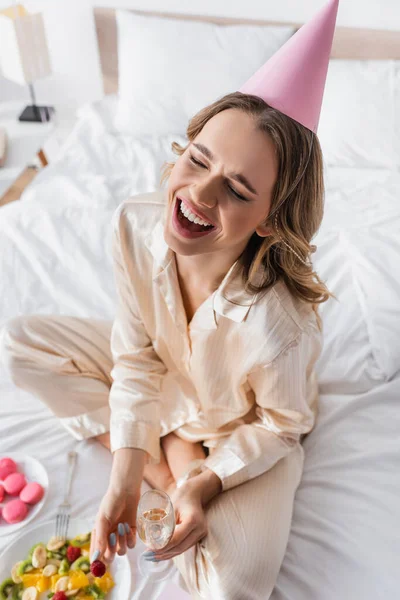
[115,10,295,136]
[313,166,400,392]
[318,60,400,168]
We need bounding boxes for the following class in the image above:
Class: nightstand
[0,101,74,207]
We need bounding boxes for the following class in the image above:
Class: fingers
[125,522,136,549]
[103,521,136,559]
[116,521,136,554]
[150,516,207,561]
[91,490,139,562]
[92,523,128,563]
[152,529,203,561]
[159,521,196,554]
[103,531,117,564]
[148,523,199,560]
[89,527,96,559]
[117,522,127,556]
[92,515,111,562]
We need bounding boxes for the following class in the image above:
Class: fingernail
[91,550,100,562]
[124,522,130,534]
[109,533,116,546]
[143,551,155,557]
[118,523,125,536]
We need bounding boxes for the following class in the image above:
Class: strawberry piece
[66,545,81,563]
[53,593,68,600]
[90,559,106,577]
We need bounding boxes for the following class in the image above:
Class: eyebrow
[192,142,258,196]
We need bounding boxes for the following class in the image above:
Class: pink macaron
[0,457,17,481]
[0,484,4,503]
[3,473,26,496]
[20,482,44,505]
[2,499,28,524]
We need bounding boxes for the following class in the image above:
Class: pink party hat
[239,0,339,133]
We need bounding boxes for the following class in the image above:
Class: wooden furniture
[0,166,42,207]
[93,7,400,96]
[0,101,54,207]
[0,102,74,207]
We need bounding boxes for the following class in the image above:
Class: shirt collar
[144,219,259,324]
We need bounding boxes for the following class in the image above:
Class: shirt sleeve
[203,322,323,491]
[108,203,167,464]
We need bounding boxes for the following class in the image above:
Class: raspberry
[53,593,67,600]
[90,559,106,577]
[66,545,81,563]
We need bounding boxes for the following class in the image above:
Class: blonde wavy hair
[161,92,335,332]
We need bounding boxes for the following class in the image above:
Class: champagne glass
[136,489,176,581]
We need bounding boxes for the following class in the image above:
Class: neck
[174,250,239,293]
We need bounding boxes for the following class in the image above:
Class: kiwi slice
[0,579,15,600]
[11,584,22,600]
[16,560,33,576]
[70,555,90,573]
[58,558,70,576]
[70,532,91,547]
[83,584,105,599]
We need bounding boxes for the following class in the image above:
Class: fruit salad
[0,532,114,600]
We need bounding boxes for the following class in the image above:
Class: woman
[1,1,339,597]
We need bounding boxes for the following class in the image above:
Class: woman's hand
[90,447,147,564]
[90,487,139,564]
[146,483,207,562]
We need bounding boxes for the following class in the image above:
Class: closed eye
[189,154,206,169]
[188,154,249,202]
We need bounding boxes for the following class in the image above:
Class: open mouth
[175,198,216,234]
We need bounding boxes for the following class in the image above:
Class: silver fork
[55,451,77,540]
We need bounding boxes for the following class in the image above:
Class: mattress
[0,96,399,599]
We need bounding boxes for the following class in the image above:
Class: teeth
[179,200,213,227]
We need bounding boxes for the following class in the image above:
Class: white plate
[0,453,49,537]
[0,518,132,599]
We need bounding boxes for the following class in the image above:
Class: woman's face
[165,108,279,258]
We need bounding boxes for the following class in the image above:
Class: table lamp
[0,4,55,122]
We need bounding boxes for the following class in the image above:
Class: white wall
[1,0,400,116]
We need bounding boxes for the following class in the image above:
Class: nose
[190,177,217,210]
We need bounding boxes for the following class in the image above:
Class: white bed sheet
[0,98,399,598]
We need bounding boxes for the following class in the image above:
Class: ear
[255,223,273,238]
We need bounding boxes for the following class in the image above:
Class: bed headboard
[94,7,400,96]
